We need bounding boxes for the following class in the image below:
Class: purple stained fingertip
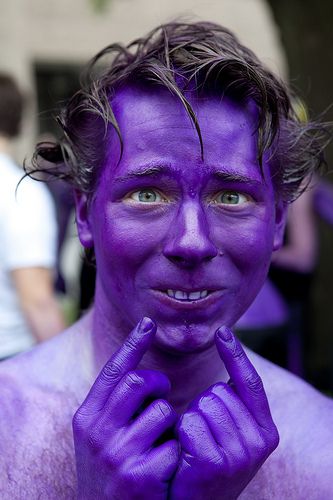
[140,316,156,334]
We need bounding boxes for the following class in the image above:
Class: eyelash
[210,191,252,206]
[126,188,169,204]
[124,188,252,206]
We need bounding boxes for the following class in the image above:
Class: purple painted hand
[72,317,179,499]
[170,326,279,500]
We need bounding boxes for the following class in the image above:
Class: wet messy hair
[29,21,330,202]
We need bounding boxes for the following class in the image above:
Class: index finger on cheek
[215,326,273,430]
[79,317,156,414]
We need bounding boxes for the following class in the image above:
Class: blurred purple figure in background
[237,174,333,378]
[0,75,65,360]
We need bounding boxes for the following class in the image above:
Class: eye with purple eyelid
[126,189,168,203]
[212,191,251,205]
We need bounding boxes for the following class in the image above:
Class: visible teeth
[166,290,209,300]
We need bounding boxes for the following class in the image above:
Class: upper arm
[11,267,55,305]
[3,180,57,271]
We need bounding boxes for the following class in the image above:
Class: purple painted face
[76,85,286,353]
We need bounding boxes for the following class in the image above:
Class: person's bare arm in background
[11,267,65,342]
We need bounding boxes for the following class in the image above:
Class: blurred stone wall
[0,0,286,162]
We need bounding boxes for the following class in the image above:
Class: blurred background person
[37,132,75,296]
[0,73,65,360]
[237,169,333,380]
[237,96,333,382]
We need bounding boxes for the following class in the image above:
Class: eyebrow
[113,165,173,183]
[113,164,264,186]
[212,170,264,187]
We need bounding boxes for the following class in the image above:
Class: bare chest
[0,389,78,499]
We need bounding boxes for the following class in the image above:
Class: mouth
[164,289,210,301]
[150,287,224,312]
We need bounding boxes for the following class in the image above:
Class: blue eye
[213,191,249,205]
[129,189,164,203]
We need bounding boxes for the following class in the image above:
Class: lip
[151,288,225,310]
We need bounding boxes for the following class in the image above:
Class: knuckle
[245,373,264,394]
[101,360,123,384]
[87,428,104,452]
[232,342,246,361]
[250,434,267,456]
[197,392,218,411]
[123,371,145,389]
[210,453,225,469]
[211,381,228,392]
[101,446,121,468]
[124,336,139,353]
[152,399,174,419]
[72,408,89,435]
[177,410,195,434]
[267,424,280,450]
[210,381,230,398]
[121,464,146,488]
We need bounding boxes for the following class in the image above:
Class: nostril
[168,255,192,267]
[166,253,215,268]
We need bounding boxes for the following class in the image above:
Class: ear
[74,190,94,248]
[273,198,288,251]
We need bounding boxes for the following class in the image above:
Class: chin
[152,322,217,356]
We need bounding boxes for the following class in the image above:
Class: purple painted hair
[30,21,330,202]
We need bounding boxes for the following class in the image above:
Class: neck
[141,344,229,413]
[89,301,229,413]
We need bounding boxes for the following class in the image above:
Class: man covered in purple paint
[0,22,332,499]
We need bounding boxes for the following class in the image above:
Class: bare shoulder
[0,314,93,499]
[242,351,333,499]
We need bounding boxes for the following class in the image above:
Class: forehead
[104,84,268,185]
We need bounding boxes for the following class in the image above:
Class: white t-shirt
[0,153,57,358]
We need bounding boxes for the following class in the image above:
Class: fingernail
[140,317,155,334]
[216,326,233,342]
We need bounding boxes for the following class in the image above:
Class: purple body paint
[76,86,286,354]
[73,87,283,498]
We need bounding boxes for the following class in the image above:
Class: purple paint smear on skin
[73,86,283,498]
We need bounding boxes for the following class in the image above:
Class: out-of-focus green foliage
[90,0,111,13]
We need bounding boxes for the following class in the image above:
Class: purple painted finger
[195,391,245,457]
[136,440,180,482]
[210,383,276,453]
[177,410,223,463]
[125,399,178,452]
[79,317,156,414]
[215,326,273,430]
[95,369,171,430]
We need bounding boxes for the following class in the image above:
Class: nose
[163,201,218,268]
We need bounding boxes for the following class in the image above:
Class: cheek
[92,203,169,271]
[214,214,275,276]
